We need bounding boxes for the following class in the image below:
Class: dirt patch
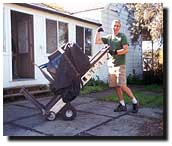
[138,118,163,136]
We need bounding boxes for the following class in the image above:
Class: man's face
[113,22,121,35]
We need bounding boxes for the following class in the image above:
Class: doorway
[11,10,34,79]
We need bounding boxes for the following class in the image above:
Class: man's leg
[121,85,139,113]
[112,66,126,112]
[115,86,123,101]
[114,86,127,112]
[120,85,135,99]
[119,65,139,113]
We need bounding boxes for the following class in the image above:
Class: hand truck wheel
[45,111,56,121]
[60,103,77,121]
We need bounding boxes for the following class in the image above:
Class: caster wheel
[60,104,77,121]
[45,111,56,121]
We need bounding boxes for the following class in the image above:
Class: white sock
[120,100,125,106]
[132,98,137,104]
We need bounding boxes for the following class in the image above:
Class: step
[3,84,49,95]
[3,85,52,103]
[3,89,51,99]
[3,89,52,103]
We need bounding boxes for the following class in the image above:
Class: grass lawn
[81,84,163,108]
[144,84,163,92]
[80,84,108,95]
[101,90,163,108]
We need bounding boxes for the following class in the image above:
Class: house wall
[3,3,100,88]
[3,3,144,88]
[101,3,143,78]
[73,9,109,83]
[72,3,143,82]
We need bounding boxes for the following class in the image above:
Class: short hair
[111,19,121,28]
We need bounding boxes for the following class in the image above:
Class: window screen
[76,26,84,52]
[85,28,92,56]
[46,19,57,53]
[58,21,68,48]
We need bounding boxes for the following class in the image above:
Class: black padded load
[47,42,90,102]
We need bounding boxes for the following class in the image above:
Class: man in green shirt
[95,19,139,113]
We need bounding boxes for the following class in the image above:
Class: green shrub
[81,77,108,95]
[86,77,107,87]
[127,74,144,85]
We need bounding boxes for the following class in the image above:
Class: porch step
[3,85,52,103]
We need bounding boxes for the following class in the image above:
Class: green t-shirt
[101,33,128,66]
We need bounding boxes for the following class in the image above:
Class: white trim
[7,8,12,82]
[3,3,100,88]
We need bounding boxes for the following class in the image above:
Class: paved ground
[3,88,163,137]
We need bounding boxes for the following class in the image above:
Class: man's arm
[116,44,128,55]
[94,27,104,44]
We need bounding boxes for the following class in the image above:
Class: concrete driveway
[3,89,164,138]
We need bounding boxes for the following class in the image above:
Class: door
[11,11,34,79]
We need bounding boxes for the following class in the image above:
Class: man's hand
[114,50,117,55]
[95,27,103,44]
[97,27,104,32]
[109,50,114,55]
[109,50,118,56]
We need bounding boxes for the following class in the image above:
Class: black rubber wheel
[45,111,56,121]
[60,103,77,121]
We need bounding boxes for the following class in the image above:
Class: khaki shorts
[108,65,126,87]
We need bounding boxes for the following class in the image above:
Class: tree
[126,3,163,44]
[125,3,163,84]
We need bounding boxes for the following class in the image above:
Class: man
[95,19,139,113]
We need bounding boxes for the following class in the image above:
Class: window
[46,19,69,53]
[46,19,57,53]
[58,21,68,48]
[85,28,92,56]
[76,26,92,56]
[76,26,84,52]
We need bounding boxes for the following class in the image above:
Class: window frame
[85,27,92,56]
[46,18,58,54]
[76,25,92,56]
[58,21,69,48]
[45,18,69,54]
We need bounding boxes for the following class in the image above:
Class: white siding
[33,14,49,84]
[102,3,143,79]
[3,3,100,88]
[3,3,143,88]
[3,7,13,87]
